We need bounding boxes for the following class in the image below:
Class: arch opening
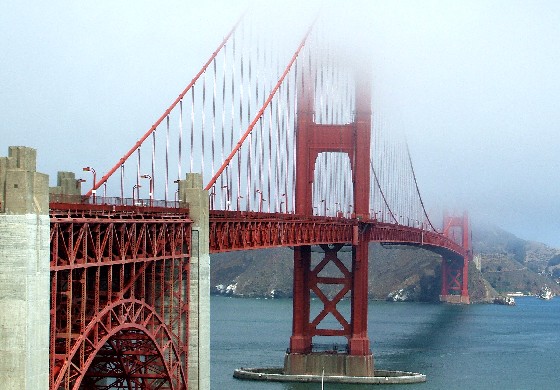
[80,328,172,390]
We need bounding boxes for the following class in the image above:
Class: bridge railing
[49,193,182,208]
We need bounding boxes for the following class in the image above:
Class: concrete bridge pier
[178,173,210,390]
[0,146,50,389]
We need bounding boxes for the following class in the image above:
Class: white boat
[538,286,553,300]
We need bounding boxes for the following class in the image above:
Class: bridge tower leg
[285,62,374,377]
[0,147,50,389]
[440,212,471,304]
[178,173,211,390]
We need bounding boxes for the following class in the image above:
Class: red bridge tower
[440,212,471,304]
[284,62,374,376]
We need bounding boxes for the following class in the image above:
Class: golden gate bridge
[1,8,471,390]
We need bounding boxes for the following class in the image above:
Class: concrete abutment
[178,173,211,390]
[0,146,50,389]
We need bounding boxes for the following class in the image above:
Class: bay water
[211,296,560,389]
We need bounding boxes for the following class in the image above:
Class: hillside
[211,223,560,302]
[472,224,560,295]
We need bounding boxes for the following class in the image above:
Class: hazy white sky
[1,1,560,246]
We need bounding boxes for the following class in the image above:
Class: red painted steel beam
[208,210,355,252]
[209,210,467,261]
[49,204,190,390]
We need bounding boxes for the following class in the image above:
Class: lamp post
[76,178,86,189]
[209,186,216,210]
[140,174,153,206]
[132,184,142,206]
[82,166,96,203]
[174,179,181,206]
[222,185,231,210]
[256,190,264,212]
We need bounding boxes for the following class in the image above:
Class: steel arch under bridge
[49,202,191,390]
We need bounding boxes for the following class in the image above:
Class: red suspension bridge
[2,9,470,390]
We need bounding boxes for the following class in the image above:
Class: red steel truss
[209,211,468,259]
[209,211,354,252]
[289,243,359,354]
[49,203,191,390]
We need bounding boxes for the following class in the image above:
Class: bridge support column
[440,213,471,304]
[285,240,373,377]
[349,238,371,356]
[289,246,312,353]
[0,146,50,389]
[178,173,210,390]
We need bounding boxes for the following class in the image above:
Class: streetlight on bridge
[222,185,231,210]
[132,184,142,206]
[281,193,287,213]
[256,190,265,212]
[140,174,153,206]
[82,166,96,204]
[209,186,216,210]
[76,178,86,189]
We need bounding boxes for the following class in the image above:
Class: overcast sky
[1,1,559,247]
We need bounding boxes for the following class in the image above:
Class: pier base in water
[233,352,425,385]
[283,352,374,377]
[440,294,470,304]
[233,367,426,385]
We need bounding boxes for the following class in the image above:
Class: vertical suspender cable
[238,26,244,209]
[230,35,236,208]
[178,100,183,180]
[165,115,170,201]
[201,70,206,180]
[267,103,273,212]
[120,164,124,201]
[220,45,227,208]
[136,148,141,202]
[212,58,217,180]
[190,87,195,173]
[151,131,156,199]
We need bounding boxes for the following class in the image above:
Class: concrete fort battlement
[0,146,50,389]
[0,146,48,214]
